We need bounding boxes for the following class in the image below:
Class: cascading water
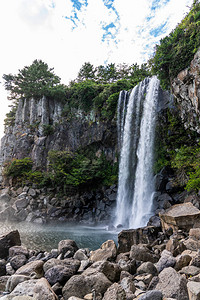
[115,76,160,229]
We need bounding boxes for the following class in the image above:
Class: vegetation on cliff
[150,0,200,89]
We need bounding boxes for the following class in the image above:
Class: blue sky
[0,0,194,137]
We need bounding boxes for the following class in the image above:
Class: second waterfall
[115,76,160,229]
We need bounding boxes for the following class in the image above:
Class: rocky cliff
[0,97,117,169]
[171,48,200,133]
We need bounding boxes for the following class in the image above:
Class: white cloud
[0,0,194,138]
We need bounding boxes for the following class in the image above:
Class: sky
[0,0,194,138]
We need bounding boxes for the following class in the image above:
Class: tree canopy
[3,59,65,101]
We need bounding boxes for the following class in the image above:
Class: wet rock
[90,240,117,262]
[15,198,29,210]
[0,230,21,259]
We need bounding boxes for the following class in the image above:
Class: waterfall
[115,76,159,229]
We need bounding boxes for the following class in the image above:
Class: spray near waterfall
[115,76,160,229]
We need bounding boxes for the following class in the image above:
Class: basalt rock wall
[0,97,117,169]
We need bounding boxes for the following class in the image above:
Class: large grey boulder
[0,230,21,259]
[156,267,189,300]
[6,274,31,292]
[62,272,112,299]
[1,278,57,300]
[9,246,29,258]
[160,203,200,233]
[138,290,163,300]
[137,262,158,276]
[10,254,27,270]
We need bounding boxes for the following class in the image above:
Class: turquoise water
[0,221,118,252]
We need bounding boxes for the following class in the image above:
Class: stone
[16,260,44,278]
[0,230,21,259]
[118,226,160,253]
[187,281,200,300]
[58,240,78,258]
[138,290,163,300]
[0,259,6,276]
[68,298,84,300]
[102,283,126,300]
[6,275,31,292]
[0,276,10,292]
[175,253,192,271]
[74,249,88,261]
[166,237,186,256]
[184,238,200,251]
[179,266,200,277]
[117,258,136,274]
[190,254,200,267]
[83,260,121,282]
[156,267,189,300]
[10,254,27,270]
[189,228,200,240]
[120,276,136,294]
[15,209,29,221]
[2,278,57,300]
[134,273,153,285]
[45,263,80,285]
[62,272,112,299]
[160,203,200,233]
[14,198,29,210]
[9,246,29,258]
[90,240,117,262]
[137,262,158,276]
[155,250,176,273]
[43,258,80,273]
[130,244,158,263]
[6,262,15,275]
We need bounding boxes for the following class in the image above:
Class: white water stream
[115,77,160,228]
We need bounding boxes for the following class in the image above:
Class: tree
[77,62,96,82]
[3,59,62,101]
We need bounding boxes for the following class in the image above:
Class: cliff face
[171,48,200,133]
[0,97,117,168]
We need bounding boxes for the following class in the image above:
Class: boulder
[160,203,200,233]
[179,265,200,277]
[6,274,31,292]
[10,254,27,270]
[0,276,10,292]
[184,238,200,251]
[90,240,117,262]
[0,206,18,221]
[9,246,29,258]
[130,244,158,263]
[118,226,160,253]
[83,260,121,282]
[45,263,80,285]
[62,272,112,299]
[156,267,188,300]
[102,282,126,300]
[2,278,57,300]
[166,237,186,256]
[0,230,21,259]
[187,281,200,300]
[155,250,176,273]
[120,276,136,294]
[0,259,6,276]
[16,260,44,278]
[189,228,200,240]
[175,253,192,271]
[14,198,29,210]
[58,240,78,258]
[43,258,80,273]
[137,262,158,276]
[74,249,88,261]
[138,290,163,300]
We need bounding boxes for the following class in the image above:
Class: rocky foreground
[0,203,200,299]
